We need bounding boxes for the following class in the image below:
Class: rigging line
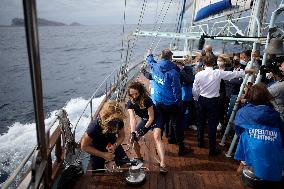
[120,0,127,62]
[172,0,182,46]
[150,0,174,50]
[119,0,147,76]
[125,0,147,63]
[155,0,159,19]
[126,0,148,66]
[151,0,168,34]
[153,23,170,53]
[177,0,187,33]
[73,67,120,134]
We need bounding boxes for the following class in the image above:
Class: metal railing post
[22,0,49,187]
[219,58,255,147]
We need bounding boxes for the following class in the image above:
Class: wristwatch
[114,142,118,148]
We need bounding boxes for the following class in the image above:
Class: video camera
[260,56,284,77]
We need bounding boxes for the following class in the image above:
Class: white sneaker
[217,123,222,131]
[189,125,197,131]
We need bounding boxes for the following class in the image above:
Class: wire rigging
[176,0,187,33]
[125,0,148,66]
[149,0,174,51]
[120,0,127,62]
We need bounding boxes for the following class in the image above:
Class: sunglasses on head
[107,119,124,128]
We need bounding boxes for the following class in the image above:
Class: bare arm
[144,105,154,128]
[81,133,112,160]
[192,75,200,100]
[128,109,137,132]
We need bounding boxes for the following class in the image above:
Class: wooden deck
[72,75,248,189]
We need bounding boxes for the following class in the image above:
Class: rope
[176,0,187,33]
[172,0,182,47]
[149,0,174,50]
[120,0,127,62]
[126,0,148,66]
[57,110,77,159]
[151,0,168,35]
[114,0,149,101]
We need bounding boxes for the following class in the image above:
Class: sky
[0,0,188,25]
[0,0,282,26]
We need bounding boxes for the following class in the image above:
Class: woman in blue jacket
[234,83,284,182]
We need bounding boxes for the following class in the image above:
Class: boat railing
[187,15,262,38]
[2,109,69,189]
[2,61,143,189]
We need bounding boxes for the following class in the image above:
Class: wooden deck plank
[165,172,174,189]
[72,75,247,189]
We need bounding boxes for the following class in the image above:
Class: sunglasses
[107,119,124,128]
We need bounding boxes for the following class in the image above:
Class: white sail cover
[194,0,252,21]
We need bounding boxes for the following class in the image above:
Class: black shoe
[197,142,205,148]
[159,165,168,175]
[178,145,193,156]
[209,148,221,156]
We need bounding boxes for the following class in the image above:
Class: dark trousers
[182,100,197,126]
[218,92,227,127]
[156,103,184,146]
[196,96,219,151]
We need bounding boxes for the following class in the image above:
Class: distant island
[69,22,82,26]
[11,18,82,26]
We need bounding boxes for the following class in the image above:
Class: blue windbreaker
[146,54,181,105]
[234,103,284,181]
[180,66,194,102]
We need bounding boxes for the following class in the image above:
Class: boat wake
[0,95,104,185]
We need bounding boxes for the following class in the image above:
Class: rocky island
[11,18,82,26]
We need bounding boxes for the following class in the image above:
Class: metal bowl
[125,163,146,186]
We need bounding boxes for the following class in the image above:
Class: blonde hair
[183,55,192,65]
[218,54,230,64]
[99,101,125,134]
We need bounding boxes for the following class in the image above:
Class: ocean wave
[0,96,104,185]
[0,103,9,110]
[63,47,89,52]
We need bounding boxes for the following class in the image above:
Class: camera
[260,56,284,77]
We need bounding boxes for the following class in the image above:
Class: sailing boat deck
[72,131,247,189]
[72,75,248,189]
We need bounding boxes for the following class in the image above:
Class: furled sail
[194,0,252,22]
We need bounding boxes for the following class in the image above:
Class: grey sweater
[269,80,284,120]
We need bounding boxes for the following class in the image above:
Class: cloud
[0,0,181,25]
[1,0,281,26]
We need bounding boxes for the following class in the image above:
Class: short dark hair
[241,50,251,57]
[161,49,173,60]
[247,83,273,105]
[203,54,214,67]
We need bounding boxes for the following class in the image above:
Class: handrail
[1,147,36,189]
